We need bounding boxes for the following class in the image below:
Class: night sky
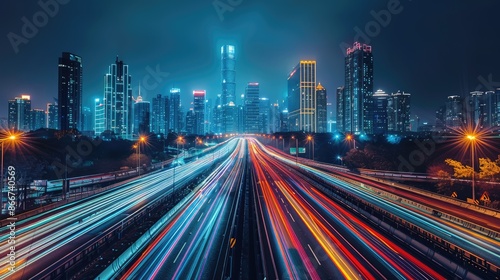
[1,0,500,123]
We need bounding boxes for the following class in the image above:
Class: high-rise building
[336,86,344,132]
[445,95,464,128]
[244,83,260,133]
[259,97,271,134]
[30,109,46,131]
[185,109,195,134]
[371,89,389,134]
[387,90,411,133]
[94,98,105,135]
[82,106,93,132]
[103,57,133,139]
[316,83,327,133]
[193,90,206,135]
[58,52,83,131]
[270,102,280,133]
[169,88,182,133]
[221,45,237,133]
[152,94,169,134]
[287,60,317,132]
[213,94,223,134]
[46,103,58,130]
[8,95,31,131]
[204,99,212,134]
[133,94,151,136]
[342,42,374,134]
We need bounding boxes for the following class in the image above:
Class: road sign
[480,191,490,202]
[230,238,236,248]
[299,147,306,154]
[290,148,296,155]
[451,192,457,198]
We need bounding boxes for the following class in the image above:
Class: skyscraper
[103,57,133,139]
[371,89,389,134]
[221,45,237,133]
[47,103,58,130]
[133,94,150,136]
[169,88,181,133]
[259,97,271,134]
[58,52,83,131]
[343,42,374,134]
[287,60,317,132]
[193,90,206,135]
[387,90,411,133]
[244,83,260,133]
[336,86,345,132]
[30,109,46,131]
[152,94,169,134]
[94,98,105,135]
[316,83,327,133]
[445,95,464,128]
[8,95,31,131]
[81,106,93,132]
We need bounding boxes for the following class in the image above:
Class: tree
[444,159,474,178]
[427,163,454,194]
[479,158,500,180]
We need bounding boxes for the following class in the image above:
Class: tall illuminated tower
[221,45,236,133]
[58,52,83,131]
[287,60,317,132]
[103,57,133,139]
[343,42,373,134]
[193,90,206,135]
[316,83,327,133]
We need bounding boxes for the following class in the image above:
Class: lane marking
[198,212,204,222]
[288,212,295,223]
[308,244,321,266]
[173,242,187,264]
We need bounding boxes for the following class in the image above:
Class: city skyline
[2,1,500,124]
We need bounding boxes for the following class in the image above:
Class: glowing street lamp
[346,134,356,149]
[466,134,477,202]
[279,136,284,151]
[307,135,314,161]
[291,136,298,164]
[1,134,19,212]
[173,136,184,202]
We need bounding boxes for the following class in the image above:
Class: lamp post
[346,134,356,149]
[138,136,146,177]
[307,135,314,161]
[280,136,284,151]
[291,136,298,164]
[467,134,476,203]
[173,136,183,203]
[337,155,343,166]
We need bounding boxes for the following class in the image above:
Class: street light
[279,136,284,151]
[173,136,184,203]
[307,135,314,161]
[291,136,298,164]
[346,134,356,149]
[466,134,477,203]
[337,155,343,166]
[137,136,146,177]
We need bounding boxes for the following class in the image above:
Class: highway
[249,138,446,280]
[258,140,500,279]
[0,140,238,280]
[116,138,247,279]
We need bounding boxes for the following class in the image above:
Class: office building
[193,90,206,135]
[287,60,317,132]
[387,90,411,133]
[58,52,83,131]
[244,83,260,133]
[342,42,374,134]
[103,57,133,139]
[46,103,58,130]
[371,89,389,134]
[8,95,31,131]
[221,45,237,133]
[133,94,151,136]
[30,109,46,131]
[169,88,182,133]
[151,94,169,135]
[316,83,327,133]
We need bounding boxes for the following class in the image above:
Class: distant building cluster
[7,42,498,138]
